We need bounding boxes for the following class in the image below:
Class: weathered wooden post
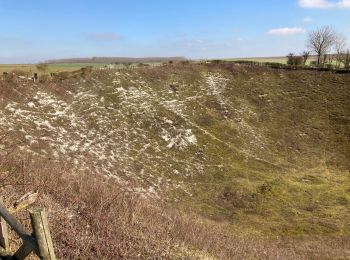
[29,208,56,260]
[0,198,9,254]
[0,202,38,259]
[0,216,9,251]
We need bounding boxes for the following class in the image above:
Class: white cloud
[298,0,350,8]
[303,17,313,22]
[267,27,306,36]
[338,0,350,7]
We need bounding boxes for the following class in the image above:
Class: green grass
[0,63,106,75]
[0,62,164,75]
[135,65,350,236]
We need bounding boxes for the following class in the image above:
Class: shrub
[211,59,225,64]
[302,51,310,65]
[310,61,317,67]
[342,50,350,69]
[180,60,190,66]
[11,69,28,76]
[287,53,303,66]
[36,63,49,73]
[265,62,284,68]
[39,74,51,83]
[81,66,93,76]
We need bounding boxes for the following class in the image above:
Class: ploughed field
[1,63,349,238]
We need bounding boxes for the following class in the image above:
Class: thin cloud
[267,27,306,36]
[303,17,313,22]
[85,32,122,41]
[298,0,350,8]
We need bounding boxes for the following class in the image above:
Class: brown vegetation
[0,154,349,259]
[36,63,49,74]
[1,63,350,259]
[287,53,304,66]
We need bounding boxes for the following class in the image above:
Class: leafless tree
[341,49,350,69]
[302,51,310,65]
[328,54,334,65]
[334,34,347,68]
[307,26,336,65]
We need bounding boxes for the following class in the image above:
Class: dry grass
[1,155,350,259]
[1,64,350,259]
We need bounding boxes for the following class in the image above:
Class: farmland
[0,63,106,75]
[226,55,323,65]
[1,62,349,259]
[227,56,289,64]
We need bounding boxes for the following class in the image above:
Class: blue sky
[0,0,349,63]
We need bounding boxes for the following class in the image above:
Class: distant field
[227,57,288,64]
[0,62,164,75]
[226,56,340,66]
[0,63,106,75]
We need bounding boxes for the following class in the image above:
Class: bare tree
[286,53,295,65]
[307,26,336,65]
[329,54,334,64]
[341,49,350,69]
[302,51,310,65]
[334,34,347,68]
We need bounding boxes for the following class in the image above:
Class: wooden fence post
[0,213,9,252]
[0,200,39,259]
[29,208,56,260]
[0,198,9,253]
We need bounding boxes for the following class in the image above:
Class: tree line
[287,26,349,69]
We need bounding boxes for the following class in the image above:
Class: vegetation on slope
[0,63,349,258]
[6,157,341,259]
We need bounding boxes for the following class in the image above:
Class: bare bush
[287,53,303,66]
[334,34,347,68]
[36,63,49,74]
[341,50,350,69]
[302,51,310,65]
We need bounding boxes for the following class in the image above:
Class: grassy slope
[136,65,350,235]
[0,64,349,240]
